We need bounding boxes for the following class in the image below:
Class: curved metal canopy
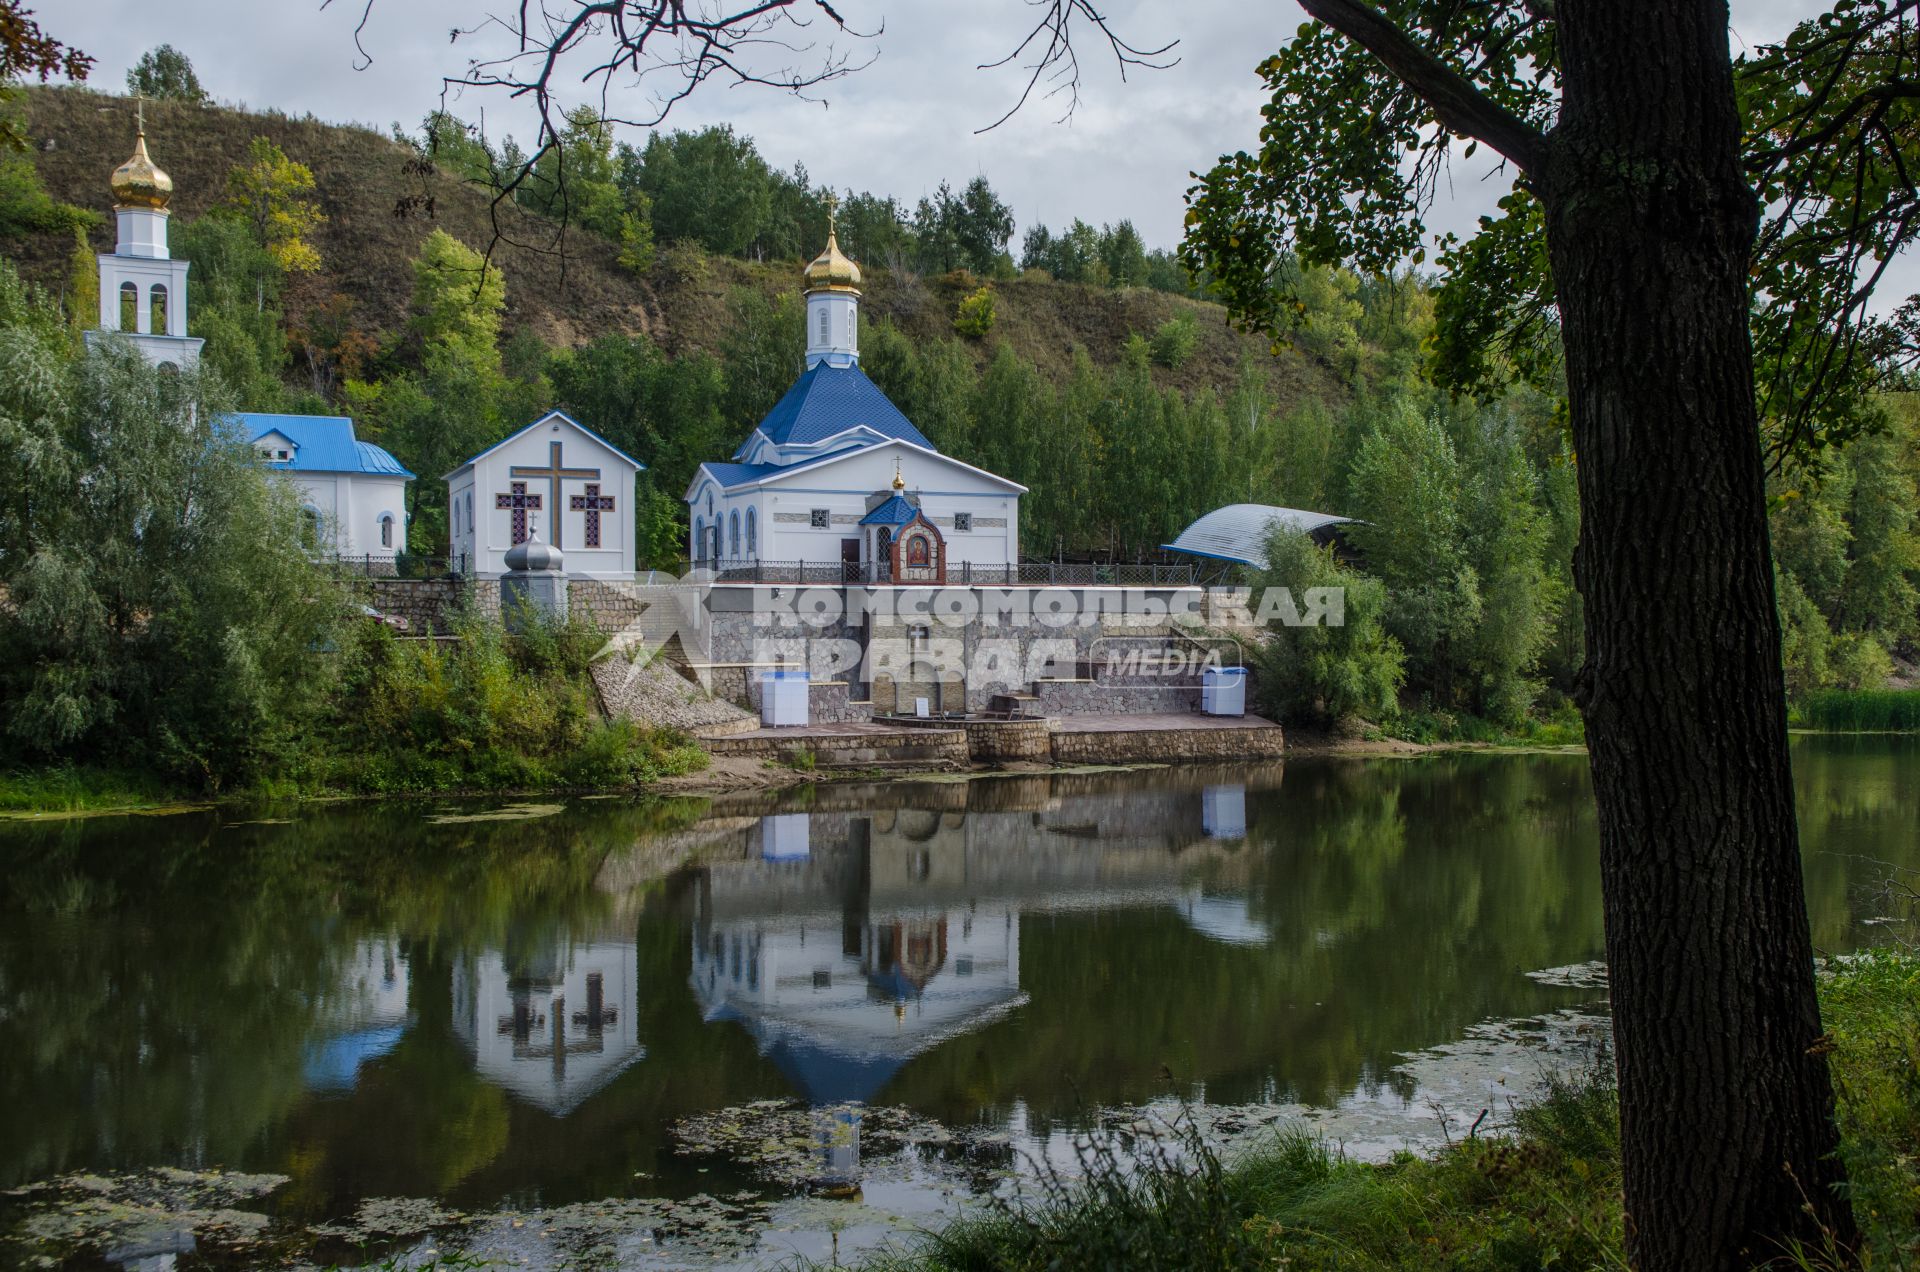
[1162,503,1353,571]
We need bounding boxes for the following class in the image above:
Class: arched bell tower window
[746,508,757,557]
[729,510,740,559]
[119,281,138,332]
[379,513,395,550]
[149,283,168,336]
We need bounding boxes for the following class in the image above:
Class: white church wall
[454,416,640,579]
[284,472,408,560]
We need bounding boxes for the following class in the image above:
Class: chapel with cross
[447,410,645,579]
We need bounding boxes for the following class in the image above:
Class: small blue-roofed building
[237,413,413,566]
[685,218,1024,578]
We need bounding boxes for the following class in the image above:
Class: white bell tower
[802,195,861,370]
[84,100,204,371]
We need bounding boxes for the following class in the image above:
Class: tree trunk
[1543,1,1855,1266]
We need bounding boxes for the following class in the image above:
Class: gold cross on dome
[824,190,839,236]
[136,95,145,133]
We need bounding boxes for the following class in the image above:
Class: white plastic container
[1202,666,1247,716]
[760,669,811,726]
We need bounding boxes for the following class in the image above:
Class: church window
[729,510,740,558]
[119,281,138,332]
[809,508,830,529]
[379,513,395,549]
[149,283,168,336]
[953,512,973,532]
[300,507,322,549]
[818,307,830,345]
[746,508,757,556]
[693,517,705,561]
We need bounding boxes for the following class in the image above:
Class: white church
[90,116,415,566]
[684,218,1026,580]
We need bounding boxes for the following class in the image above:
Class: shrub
[1150,313,1200,368]
[953,284,996,338]
[1253,530,1406,726]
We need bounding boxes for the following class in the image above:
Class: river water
[1,736,1915,1268]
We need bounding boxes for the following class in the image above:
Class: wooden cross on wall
[495,480,541,545]
[569,483,616,549]
[511,440,600,550]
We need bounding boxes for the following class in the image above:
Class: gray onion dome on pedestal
[504,528,564,573]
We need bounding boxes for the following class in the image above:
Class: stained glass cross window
[495,480,542,545]
[569,483,617,548]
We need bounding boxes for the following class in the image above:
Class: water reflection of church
[451,931,646,1115]
[691,779,1261,1104]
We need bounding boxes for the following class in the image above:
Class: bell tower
[802,195,861,370]
[84,100,204,371]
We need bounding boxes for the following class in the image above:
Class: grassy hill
[15,85,1337,406]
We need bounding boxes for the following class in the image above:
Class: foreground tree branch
[1296,0,1548,172]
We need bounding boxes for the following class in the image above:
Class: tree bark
[1543,1,1855,1265]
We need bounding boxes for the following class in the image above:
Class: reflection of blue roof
[736,363,932,458]
[301,1023,410,1092]
[859,494,919,527]
[764,1033,910,1105]
[233,413,414,478]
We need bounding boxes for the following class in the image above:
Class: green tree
[126,45,207,103]
[1345,402,1478,706]
[631,126,773,257]
[1149,313,1199,368]
[1839,430,1920,644]
[221,137,324,274]
[953,284,996,339]
[175,213,288,409]
[524,105,626,237]
[1254,530,1405,725]
[409,229,505,377]
[0,271,346,788]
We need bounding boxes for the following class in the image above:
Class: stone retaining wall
[367,578,471,634]
[1049,723,1285,765]
[1034,679,1202,715]
[706,729,969,767]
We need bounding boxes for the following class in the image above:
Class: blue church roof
[736,363,932,458]
[234,413,414,478]
[859,493,920,526]
[701,461,787,490]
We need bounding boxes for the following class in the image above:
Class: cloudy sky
[59,0,1828,255]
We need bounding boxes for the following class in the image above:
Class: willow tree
[1180,2,1920,1266]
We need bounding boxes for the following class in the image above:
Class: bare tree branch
[1297,0,1549,173]
[974,0,1178,133]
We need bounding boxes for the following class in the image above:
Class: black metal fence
[684,559,1199,587]
[326,553,470,579]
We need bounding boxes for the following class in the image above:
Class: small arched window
[817,306,830,345]
[693,517,705,562]
[300,507,323,549]
[119,281,138,332]
[729,510,740,559]
[149,283,168,336]
[746,508,757,557]
[379,513,395,550]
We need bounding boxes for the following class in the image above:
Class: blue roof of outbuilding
[859,493,920,526]
[234,413,414,478]
[735,362,932,458]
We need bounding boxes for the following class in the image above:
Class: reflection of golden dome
[111,129,173,210]
[803,230,862,292]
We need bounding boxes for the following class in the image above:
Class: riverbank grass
[0,765,194,814]
[1795,688,1920,732]
[878,952,1920,1271]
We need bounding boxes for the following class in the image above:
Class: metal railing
[326,553,470,579]
[684,558,1198,587]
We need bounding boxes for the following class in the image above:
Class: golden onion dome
[803,230,862,292]
[110,129,173,211]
